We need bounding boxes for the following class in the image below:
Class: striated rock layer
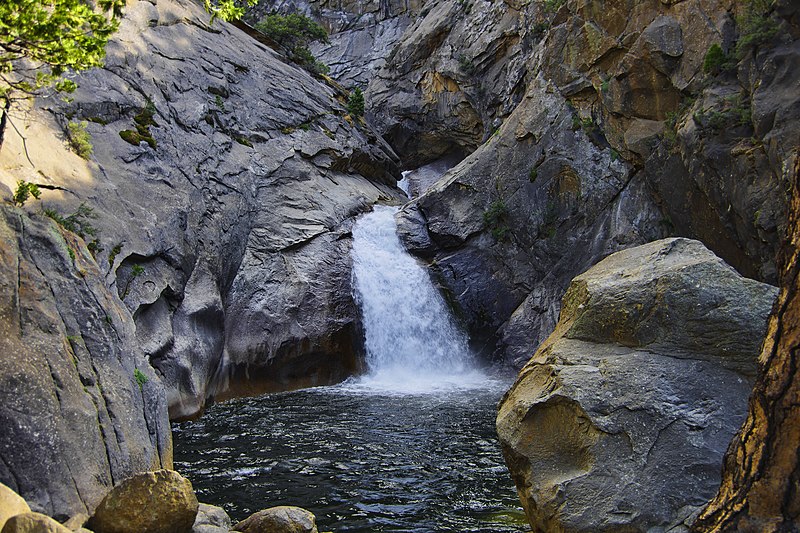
[496,238,778,532]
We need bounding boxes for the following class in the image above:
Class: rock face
[0,206,171,521]
[87,470,198,533]
[233,506,318,533]
[496,238,778,532]
[246,0,426,89]
[384,0,796,364]
[0,484,30,530]
[0,0,403,423]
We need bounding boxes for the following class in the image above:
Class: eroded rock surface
[0,0,404,422]
[496,238,778,532]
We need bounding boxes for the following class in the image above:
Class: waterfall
[351,205,483,392]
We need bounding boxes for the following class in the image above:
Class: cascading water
[350,205,484,392]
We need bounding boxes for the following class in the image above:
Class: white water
[351,205,485,393]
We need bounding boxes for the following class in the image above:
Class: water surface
[173,380,527,532]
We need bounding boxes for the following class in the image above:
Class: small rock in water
[192,503,232,533]
[1,512,72,533]
[87,470,198,533]
[232,506,318,533]
[0,483,31,530]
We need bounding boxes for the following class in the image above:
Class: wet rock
[496,238,778,532]
[233,506,318,533]
[0,484,30,530]
[192,503,232,533]
[87,470,198,533]
[1,513,72,533]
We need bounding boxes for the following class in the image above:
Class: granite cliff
[0,0,403,518]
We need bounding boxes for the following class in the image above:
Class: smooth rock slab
[87,470,198,533]
[0,484,30,531]
[1,513,71,533]
[233,506,318,533]
[496,238,778,532]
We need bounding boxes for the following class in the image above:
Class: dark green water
[172,379,528,532]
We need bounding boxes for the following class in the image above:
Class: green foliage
[693,93,753,133]
[12,180,41,206]
[347,87,365,117]
[44,203,101,257]
[531,22,549,39]
[108,243,122,266]
[131,264,144,277]
[120,100,157,148]
[735,0,779,59]
[134,368,148,389]
[0,0,122,107]
[483,199,510,241]
[214,94,225,110]
[529,167,538,182]
[203,0,257,22]
[703,43,732,74]
[542,0,565,14]
[254,12,329,73]
[66,121,93,158]
[458,55,476,75]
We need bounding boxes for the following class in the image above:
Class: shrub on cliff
[255,13,330,75]
[347,88,365,117]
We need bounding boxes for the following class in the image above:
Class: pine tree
[0,0,124,145]
[347,87,365,118]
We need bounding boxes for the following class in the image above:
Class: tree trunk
[693,156,800,532]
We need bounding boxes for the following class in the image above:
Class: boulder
[192,503,231,533]
[87,470,198,533]
[0,484,30,530]
[1,513,72,533]
[496,238,778,532]
[232,506,318,533]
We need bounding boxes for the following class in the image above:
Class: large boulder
[87,470,198,533]
[233,506,318,533]
[0,484,30,530]
[496,238,778,532]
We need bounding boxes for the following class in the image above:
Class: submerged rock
[496,238,778,532]
[87,470,198,533]
[232,506,318,533]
